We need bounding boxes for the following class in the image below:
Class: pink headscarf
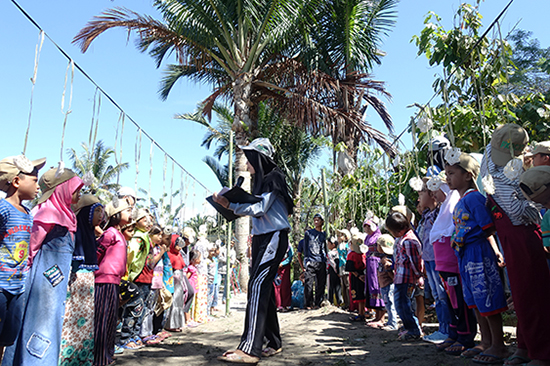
[33,176,84,233]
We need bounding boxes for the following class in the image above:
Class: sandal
[261,347,282,357]
[145,336,162,345]
[397,332,420,342]
[156,331,172,340]
[461,347,484,358]
[366,321,384,328]
[445,342,467,356]
[120,340,143,350]
[504,355,531,365]
[436,338,457,352]
[349,315,365,322]
[165,328,182,332]
[217,351,260,364]
[472,352,508,365]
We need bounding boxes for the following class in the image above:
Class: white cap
[118,186,136,199]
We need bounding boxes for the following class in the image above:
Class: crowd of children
[2,122,550,366]
[0,157,234,366]
[289,123,550,366]
[241,129,548,366]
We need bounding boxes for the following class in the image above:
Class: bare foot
[219,349,259,364]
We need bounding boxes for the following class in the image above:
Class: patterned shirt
[452,189,494,250]
[393,229,423,285]
[0,199,33,294]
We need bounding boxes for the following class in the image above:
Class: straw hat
[104,198,132,219]
[377,234,395,256]
[37,168,77,204]
[73,194,100,215]
[0,155,46,192]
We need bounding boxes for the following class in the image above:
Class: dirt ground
[115,293,517,366]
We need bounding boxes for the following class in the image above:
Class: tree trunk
[232,72,255,292]
[234,150,250,292]
[291,178,303,282]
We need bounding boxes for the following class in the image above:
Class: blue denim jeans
[424,260,451,335]
[380,284,398,329]
[394,283,421,336]
[2,225,74,366]
[207,282,219,313]
[0,290,25,346]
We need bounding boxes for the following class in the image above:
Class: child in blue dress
[445,152,508,364]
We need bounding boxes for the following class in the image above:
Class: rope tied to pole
[56,59,75,178]
[23,30,44,155]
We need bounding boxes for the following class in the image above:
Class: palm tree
[73,0,396,288]
[67,140,130,201]
[311,0,399,168]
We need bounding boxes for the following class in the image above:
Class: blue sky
[1,0,549,218]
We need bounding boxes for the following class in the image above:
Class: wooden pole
[225,130,234,316]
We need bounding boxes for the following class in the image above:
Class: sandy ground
[115,293,517,366]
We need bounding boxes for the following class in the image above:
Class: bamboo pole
[225,130,234,316]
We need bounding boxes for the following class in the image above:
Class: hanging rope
[88,88,98,149]
[497,21,512,120]
[92,94,101,151]
[170,161,175,211]
[183,174,189,221]
[180,170,185,226]
[22,30,44,155]
[113,111,124,184]
[191,181,196,217]
[134,129,142,193]
[117,112,126,172]
[441,69,455,146]
[56,59,75,177]
[162,154,167,204]
[148,140,154,206]
[114,111,122,163]
[474,51,488,148]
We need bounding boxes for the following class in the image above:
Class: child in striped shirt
[0,155,45,359]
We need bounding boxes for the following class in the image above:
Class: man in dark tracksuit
[298,213,327,309]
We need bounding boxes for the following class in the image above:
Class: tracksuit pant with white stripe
[238,230,288,357]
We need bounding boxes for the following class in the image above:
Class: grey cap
[239,138,274,159]
[313,213,324,221]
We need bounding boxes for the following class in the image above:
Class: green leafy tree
[508,29,550,95]
[411,4,550,153]
[67,140,129,201]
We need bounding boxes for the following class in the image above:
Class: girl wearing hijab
[214,138,294,364]
[3,169,83,366]
[363,219,385,327]
[59,194,104,365]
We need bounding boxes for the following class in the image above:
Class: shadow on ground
[115,296,503,366]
